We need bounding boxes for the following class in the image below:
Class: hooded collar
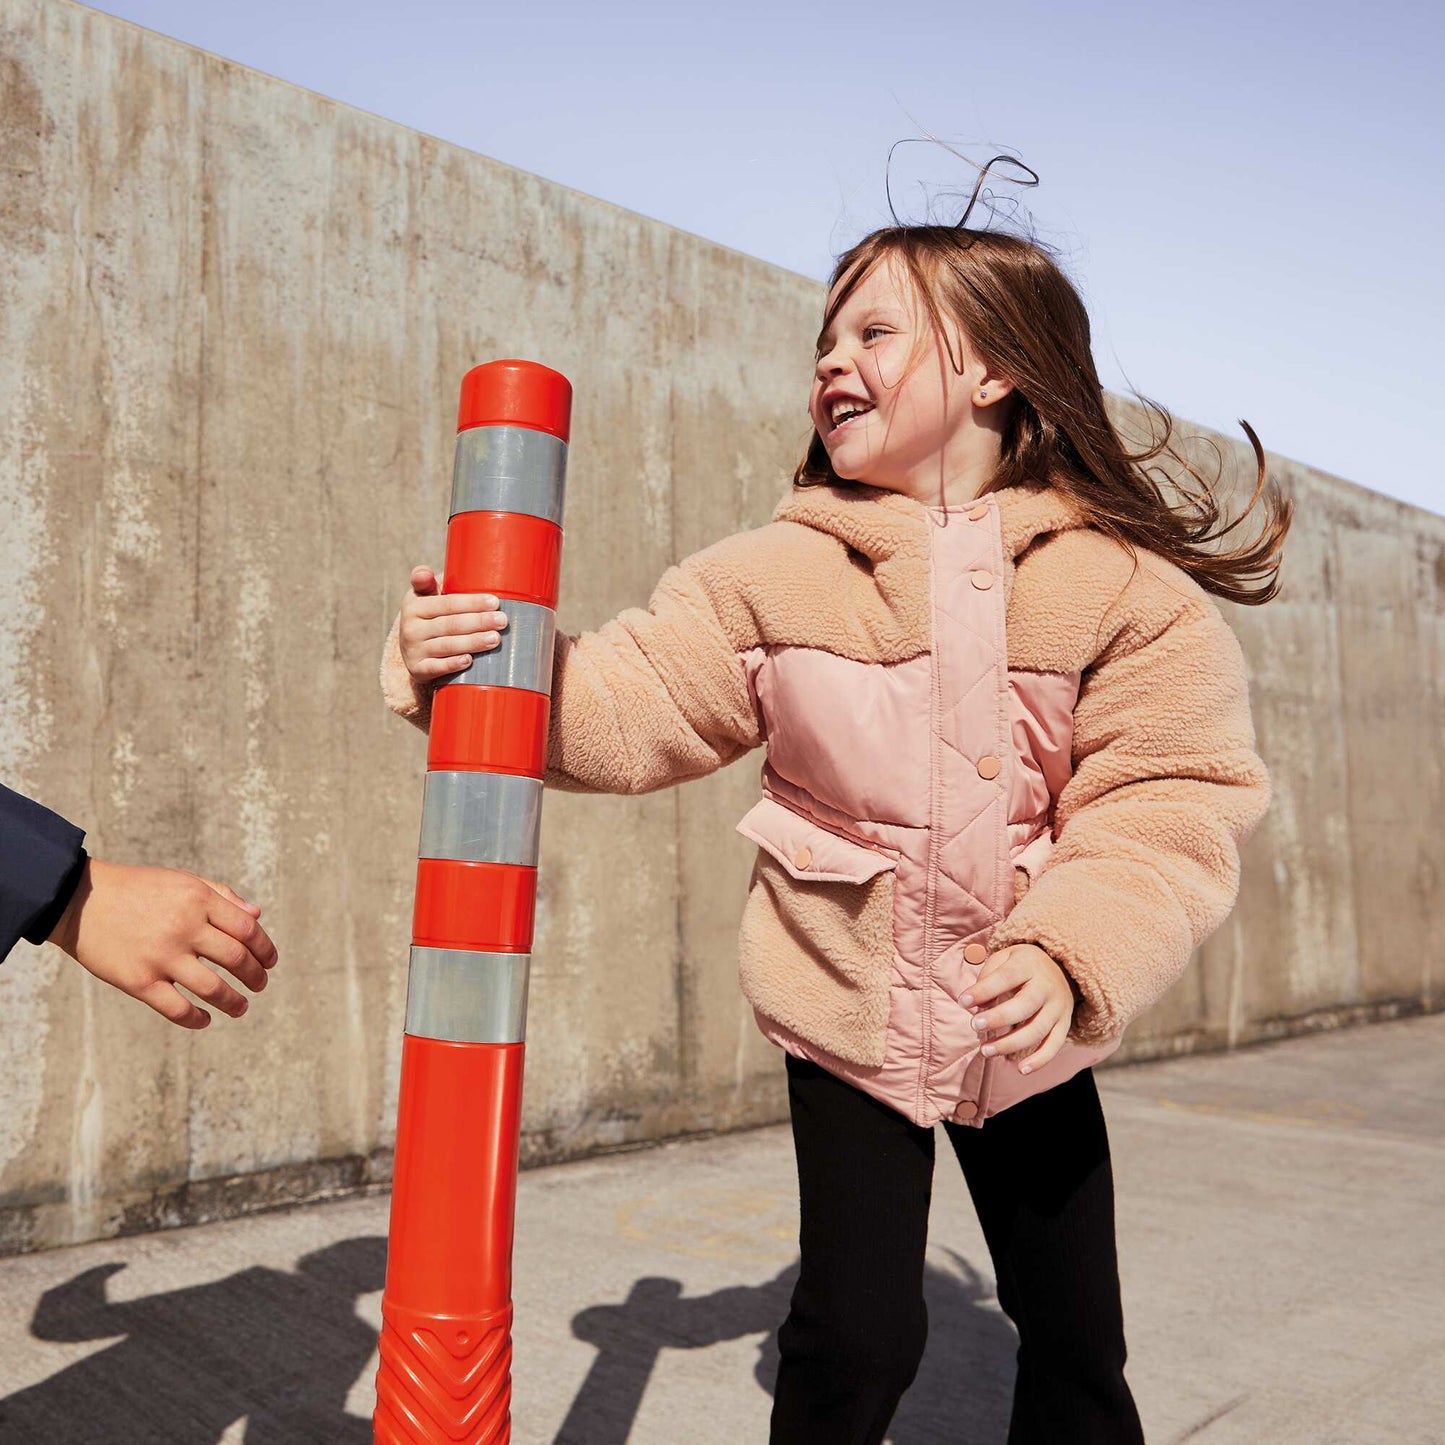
[771,480,1094,576]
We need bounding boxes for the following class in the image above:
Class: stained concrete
[0,1013,1440,1443]
[1,0,1442,1254]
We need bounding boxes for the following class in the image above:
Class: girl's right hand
[399,565,509,683]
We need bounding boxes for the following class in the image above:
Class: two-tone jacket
[381,480,1272,1129]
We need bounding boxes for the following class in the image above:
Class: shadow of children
[554,1249,1016,1444]
[0,1235,386,1444]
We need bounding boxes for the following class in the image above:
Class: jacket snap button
[954,1101,978,1121]
[970,569,994,590]
[963,942,988,964]
[976,754,1001,780]
[793,846,813,870]
[966,503,988,520]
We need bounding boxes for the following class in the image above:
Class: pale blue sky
[90,0,1443,515]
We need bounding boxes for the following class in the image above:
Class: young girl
[381,218,1287,1443]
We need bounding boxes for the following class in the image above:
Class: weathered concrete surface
[0,1014,1440,1443]
[0,0,1441,1254]
[1103,405,1445,1064]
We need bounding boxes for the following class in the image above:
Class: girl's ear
[974,372,1015,407]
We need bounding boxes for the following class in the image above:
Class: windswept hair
[794,226,1292,605]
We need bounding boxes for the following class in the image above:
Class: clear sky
[88,0,1443,516]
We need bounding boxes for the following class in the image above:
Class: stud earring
[978,390,988,400]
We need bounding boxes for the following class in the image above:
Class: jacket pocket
[735,796,899,883]
[733,796,899,1067]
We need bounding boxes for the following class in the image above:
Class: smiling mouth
[824,407,873,440]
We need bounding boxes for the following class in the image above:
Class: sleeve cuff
[24,845,90,946]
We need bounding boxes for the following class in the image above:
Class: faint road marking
[1156,1095,1368,1130]
[616,1189,799,1263]
[1170,1392,1251,1441]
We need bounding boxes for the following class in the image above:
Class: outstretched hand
[962,943,1077,1075]
[47,860,279,1029]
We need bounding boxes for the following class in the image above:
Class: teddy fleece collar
[770,481,1093,570]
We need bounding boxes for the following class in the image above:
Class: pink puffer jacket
[382,480,1272,1131]
[734,491,1120,1128]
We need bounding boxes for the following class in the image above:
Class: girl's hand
[962,943,1076,1075]
[399,565,509,683]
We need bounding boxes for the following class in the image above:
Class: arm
[988,575,1272,1045]
[380,538,766,796]
[30,1263,132,1342]
[0,784,277,1023]
[0,784,87,962]
[542,545,764,795]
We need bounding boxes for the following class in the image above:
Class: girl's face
[808,253,1007,504]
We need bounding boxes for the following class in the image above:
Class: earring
[978,390,988,400]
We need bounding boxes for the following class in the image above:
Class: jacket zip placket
[972,504,1013,1122]
[915,520,945,1124]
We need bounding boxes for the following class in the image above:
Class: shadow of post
[555,1249,1015,1444]
[0,1235,387,1444]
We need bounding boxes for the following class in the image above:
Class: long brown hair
[794,226,1292,605]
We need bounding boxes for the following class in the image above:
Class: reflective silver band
[418,770,542,865]
[405,946,530,1044]
[450,425,568,526]
[437,598,556,696]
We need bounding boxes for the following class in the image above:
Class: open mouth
[824,402,874,439]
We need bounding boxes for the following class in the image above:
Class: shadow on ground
[1,1237,1016,1443]
[0,1235,385,1444]
[556,1248,1016,1443]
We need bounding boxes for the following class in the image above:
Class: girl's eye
[863,326,888,342]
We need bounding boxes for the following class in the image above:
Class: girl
[381,215,1287,1443]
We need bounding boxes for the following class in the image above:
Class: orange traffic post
[375,360,572,1444]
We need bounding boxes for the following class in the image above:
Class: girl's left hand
[962,943,1076,1075]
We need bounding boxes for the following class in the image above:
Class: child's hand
[398,565,509,683]
[962,943,1076,1075]
[48,859,279,1028]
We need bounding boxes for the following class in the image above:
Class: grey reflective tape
[450,425,567,526]
[418,771,542,865]
[405,946,530,1044]
[437,599,556,696]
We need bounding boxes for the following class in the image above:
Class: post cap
[457,360,572,441]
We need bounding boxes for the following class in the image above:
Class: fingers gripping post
[375,361,571,1445]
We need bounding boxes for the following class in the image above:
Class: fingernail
[982,1045,996,1057]
[962,994,974,1006]
[1020,1064,1033,1075]
[973,1017,987,1030]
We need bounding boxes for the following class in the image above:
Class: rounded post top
[457,360,572,442]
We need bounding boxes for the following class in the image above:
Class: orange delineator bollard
[375,360,572,1445]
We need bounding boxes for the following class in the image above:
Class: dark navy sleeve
[0,784,88,961]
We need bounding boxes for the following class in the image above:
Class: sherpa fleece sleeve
[379,536,766,796]
[540,562,767,795]
[988,578,1272,1046]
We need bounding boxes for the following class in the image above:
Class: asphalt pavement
[0,1012,1441,1444]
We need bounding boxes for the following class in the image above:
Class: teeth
[829,399,872,426]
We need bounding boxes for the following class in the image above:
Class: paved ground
[0,1013,1441,1444]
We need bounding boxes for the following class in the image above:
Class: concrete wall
[0,0,1438,1253]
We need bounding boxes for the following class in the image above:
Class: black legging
[769,1055,1146,1445]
